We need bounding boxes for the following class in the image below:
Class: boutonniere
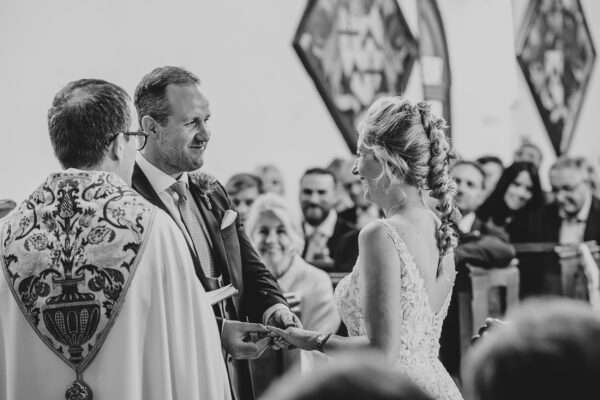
[189,172,218,211]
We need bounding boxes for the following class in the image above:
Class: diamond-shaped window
[293,0,418,153]
[517,0,596,155]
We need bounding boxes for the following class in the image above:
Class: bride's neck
[383,186,423,216]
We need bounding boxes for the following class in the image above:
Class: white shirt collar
[304,210,337,238]
[136,153,189,194]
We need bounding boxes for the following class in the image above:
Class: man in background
[299,167,358,272]
[440,160,515,378]
[226,173,264,226]
[337,159,380,229]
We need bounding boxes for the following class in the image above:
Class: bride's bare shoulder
[358,220,395,248]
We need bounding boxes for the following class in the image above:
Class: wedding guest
[463,298,600,400]
[0,78,234,400]
[226,172,264,225]
[246,193,340,394]
[511,156,600,245]
[338,158,381,229]
[255,164,286,196]
[261,352,434,400]
[132,66,299,400]
[299,167,358,272]
[513,139,543,168]
[476,161,545,241]
[476,155,504,198]
[440,160,515,377]
[326,157,354,213]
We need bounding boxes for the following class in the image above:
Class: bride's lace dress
[334,220,463,400]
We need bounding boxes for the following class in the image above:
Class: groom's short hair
[134,66,200,127]
[48,79,131,169]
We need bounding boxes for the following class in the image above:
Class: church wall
[1,0,598,203]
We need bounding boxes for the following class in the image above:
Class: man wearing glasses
[518,156,600,245]
[0,79,235,399]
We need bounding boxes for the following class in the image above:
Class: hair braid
[417,102,458,258]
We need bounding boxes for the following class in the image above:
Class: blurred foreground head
[463,298,600,400]
[260,351,433,400]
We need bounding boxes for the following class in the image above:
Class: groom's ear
[141,115,161,138]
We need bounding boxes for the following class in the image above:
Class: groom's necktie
[170,181,217,278]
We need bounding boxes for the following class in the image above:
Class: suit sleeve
[215,183,287,322]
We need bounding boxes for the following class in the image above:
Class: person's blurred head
[225,173,263,225]
[550,156,593,218]
[299,168,337,227]
[463,298,600,400]
[261,351,433,400]
[354,96,457,255]
[477,162,544,223]
[450,161,486,215]
[254,164,285,196]
[135,66,210,177]
[326,157,354,212]
[476,155,504,195]
[245,193,303,277]
[48,78,139,184]
[338,158,370,208]
[513,140,543,168]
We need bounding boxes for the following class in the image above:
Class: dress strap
[377,219,404,248]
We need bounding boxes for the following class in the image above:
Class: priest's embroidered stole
[0,171,154,399]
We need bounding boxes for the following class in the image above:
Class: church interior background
[0,0,599,205]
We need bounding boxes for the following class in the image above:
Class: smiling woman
[244,193,340,392]
[476,161,544,240]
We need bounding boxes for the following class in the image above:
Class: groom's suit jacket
[132,163,287,400]
[132,163,286,322]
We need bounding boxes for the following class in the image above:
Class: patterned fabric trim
[0,171,155,374]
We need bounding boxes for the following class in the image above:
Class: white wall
[1,0,599,202]
[0,0,351,205]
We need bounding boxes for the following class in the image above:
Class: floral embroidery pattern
[0,171,153,372]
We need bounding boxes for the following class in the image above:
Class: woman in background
[476,161,544,241]
[245,193,340,395]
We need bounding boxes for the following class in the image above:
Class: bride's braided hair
[358,96,458,259]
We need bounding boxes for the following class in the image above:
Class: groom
[132,66,300,400]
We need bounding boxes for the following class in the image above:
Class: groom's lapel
[131,163,211,289]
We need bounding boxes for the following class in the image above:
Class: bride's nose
[351,160,359,176]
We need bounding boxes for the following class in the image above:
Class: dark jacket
[301,214,358,273]
[132,163,286,322]
[510,196,600,244]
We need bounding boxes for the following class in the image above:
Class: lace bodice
[334,219,463,400]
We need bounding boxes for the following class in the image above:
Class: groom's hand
[221,320,271,360]
[266,307,302,329]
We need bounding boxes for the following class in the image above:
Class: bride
[269,97,463,400]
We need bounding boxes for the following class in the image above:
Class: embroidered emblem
[0,171,154,399]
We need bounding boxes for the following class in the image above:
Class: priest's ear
[106,132,127,162]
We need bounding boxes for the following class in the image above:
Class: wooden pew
[514,241,600,299]
[458,259,520,357]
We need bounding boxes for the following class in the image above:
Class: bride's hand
[267,326,324,351]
